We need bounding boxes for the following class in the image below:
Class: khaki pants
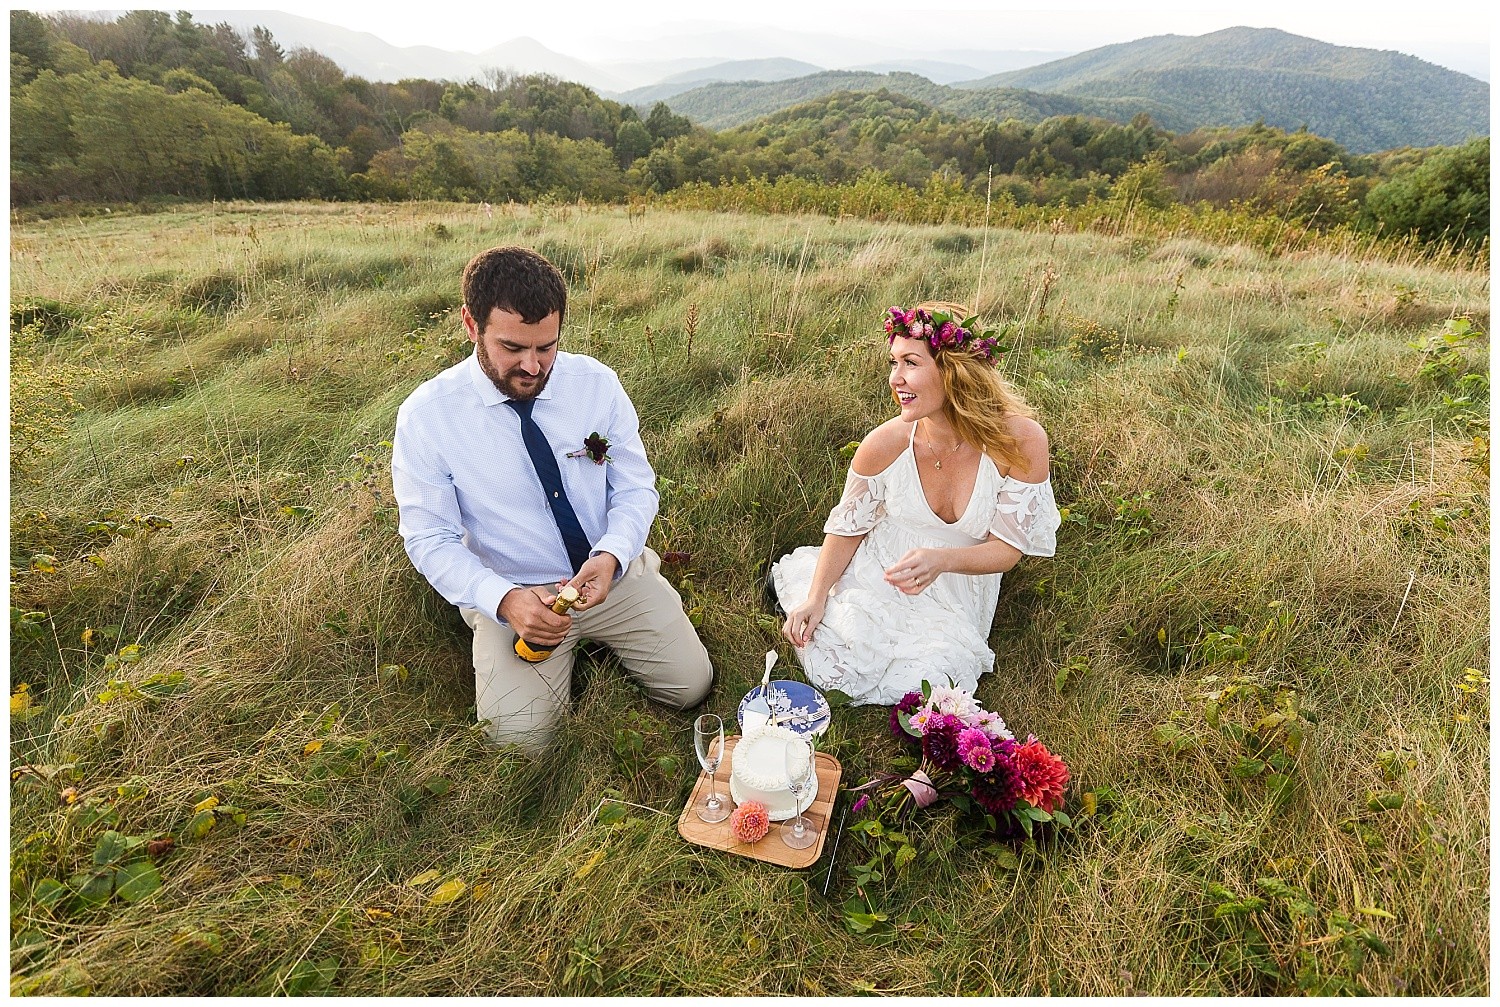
[461,548,713,751]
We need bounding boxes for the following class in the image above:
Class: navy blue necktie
[508,399,592,574]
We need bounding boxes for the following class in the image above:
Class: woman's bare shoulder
[850,418,910,476]
[1003,415,1050,481]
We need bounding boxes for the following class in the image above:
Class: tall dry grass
[9,200,1489,994]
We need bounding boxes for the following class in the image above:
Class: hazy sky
[250,1,1487,65]
[36,4,1492,78]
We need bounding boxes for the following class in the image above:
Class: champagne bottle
[513,585,580,662]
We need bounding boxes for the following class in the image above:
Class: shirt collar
[466,350,556,406]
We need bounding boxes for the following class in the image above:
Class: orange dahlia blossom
[729,801,771,843]
[1015,736,1070,813]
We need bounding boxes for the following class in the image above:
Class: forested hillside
[8,11,1490,253]
[966,27,1488,152]
[618,58,824,106]
[659,71,1170,131]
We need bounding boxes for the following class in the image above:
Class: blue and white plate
[737,680,830,738]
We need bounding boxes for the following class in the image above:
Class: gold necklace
[923,429,964,470]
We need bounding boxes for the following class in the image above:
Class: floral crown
[884,306,1002,364]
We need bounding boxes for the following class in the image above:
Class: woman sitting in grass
[772,302,1060,705]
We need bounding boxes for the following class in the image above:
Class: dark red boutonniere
[567,432,612,465]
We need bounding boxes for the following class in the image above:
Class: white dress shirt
[391,350,659,624]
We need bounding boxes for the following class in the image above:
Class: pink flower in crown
[902,308,917,326]
[937,321,957,346]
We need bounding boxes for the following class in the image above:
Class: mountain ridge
[662,28,1487,153]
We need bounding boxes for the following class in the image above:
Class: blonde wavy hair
[899,300,1036,473]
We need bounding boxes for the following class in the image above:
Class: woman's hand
[884,548,948,595]
[782,597,827,648]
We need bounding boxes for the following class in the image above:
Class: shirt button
[553,491,559,498]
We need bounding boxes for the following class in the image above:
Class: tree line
[9,11,1488,250]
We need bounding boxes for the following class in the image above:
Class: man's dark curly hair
[461,246,567,332]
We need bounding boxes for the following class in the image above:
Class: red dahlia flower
[1014,736,1070,813]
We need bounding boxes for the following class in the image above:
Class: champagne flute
[693,714,729,823]
[780,736,818,850]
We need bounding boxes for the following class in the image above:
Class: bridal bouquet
[851,683,1072,836]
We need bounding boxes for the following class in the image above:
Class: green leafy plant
[1112,491,1154,538]
[560,936,607,993]
[1410,315,1483,383]
[1203,875,1392,993]
[1157,671,1311,807]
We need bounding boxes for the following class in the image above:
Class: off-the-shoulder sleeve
[823,467,888,536]
[988,478,1061,557]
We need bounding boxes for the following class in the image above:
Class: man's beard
[477,338,551,401]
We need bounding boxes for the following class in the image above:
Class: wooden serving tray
[677,735,842,869]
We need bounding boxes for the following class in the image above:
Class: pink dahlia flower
[974,709,1014,741]
[729,800,771,843]
[956,727,988,757]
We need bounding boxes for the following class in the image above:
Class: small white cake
[728,724,819,821]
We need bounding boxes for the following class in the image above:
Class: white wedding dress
[771,427,1061,706]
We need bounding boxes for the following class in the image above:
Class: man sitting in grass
[391,245,713,751]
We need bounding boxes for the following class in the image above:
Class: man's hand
[498,586,573,646]
[567,552,621,611]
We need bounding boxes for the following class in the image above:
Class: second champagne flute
[780,736,818,849]
[693,714,730,823]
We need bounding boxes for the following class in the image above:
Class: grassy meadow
[8,200,1489,995]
